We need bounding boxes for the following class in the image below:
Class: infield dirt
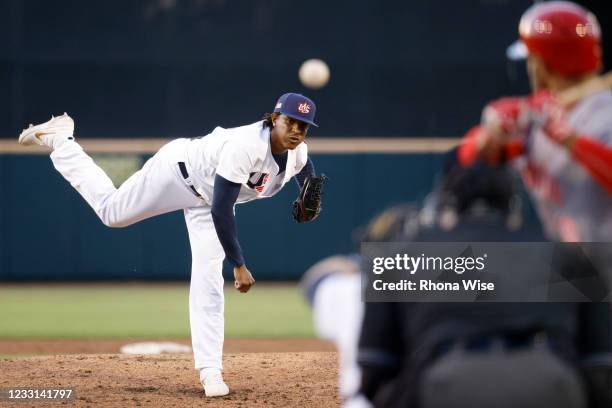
[1,351,339,407]
[0,338,334,355]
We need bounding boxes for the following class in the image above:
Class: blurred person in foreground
[458,1,612,242]
[300,205,420,408]
[301,253,369,408]
[357,154,612,408]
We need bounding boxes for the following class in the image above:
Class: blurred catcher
[17,92,326,397]
[459,1,612,242]
[357,157,612,408]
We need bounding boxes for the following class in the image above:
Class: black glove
[292,174,327,223]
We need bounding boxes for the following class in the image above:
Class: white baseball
[299,59,330,90]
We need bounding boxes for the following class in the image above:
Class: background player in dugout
[17,92,327,397]
[458,1,612,242]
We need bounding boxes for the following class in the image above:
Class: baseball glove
[293,174,327,223]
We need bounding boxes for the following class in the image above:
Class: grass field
[0,283,315,339]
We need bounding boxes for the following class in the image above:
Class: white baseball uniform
[49,120,308,369]
[302,255,372,408]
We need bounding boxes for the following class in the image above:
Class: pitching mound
[0,338,334,355]
[1,352,339,407]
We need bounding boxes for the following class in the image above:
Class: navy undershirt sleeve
[211,174,245,267]
[294,157,316,188]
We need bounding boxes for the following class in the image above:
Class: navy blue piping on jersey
[211,174,245,267]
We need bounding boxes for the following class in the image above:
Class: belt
[178,162,202,198]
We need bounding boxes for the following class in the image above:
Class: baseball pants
[50,139,226,370]
[313,273,364,401]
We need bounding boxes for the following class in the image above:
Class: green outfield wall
[0,152,541,280]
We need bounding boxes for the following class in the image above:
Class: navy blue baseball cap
[274,93,318,127]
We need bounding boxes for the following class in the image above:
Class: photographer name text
[371,253,494,292]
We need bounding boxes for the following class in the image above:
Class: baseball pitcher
[18,92,327,397]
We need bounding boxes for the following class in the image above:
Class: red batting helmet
[516,1,602,76]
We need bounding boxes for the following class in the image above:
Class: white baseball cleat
[18,113,74,148]
[200,368,230,397]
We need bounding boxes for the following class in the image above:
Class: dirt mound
[0,352,339,407]
[0,338,334,355]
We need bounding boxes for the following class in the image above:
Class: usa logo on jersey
[247,172,270,192]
